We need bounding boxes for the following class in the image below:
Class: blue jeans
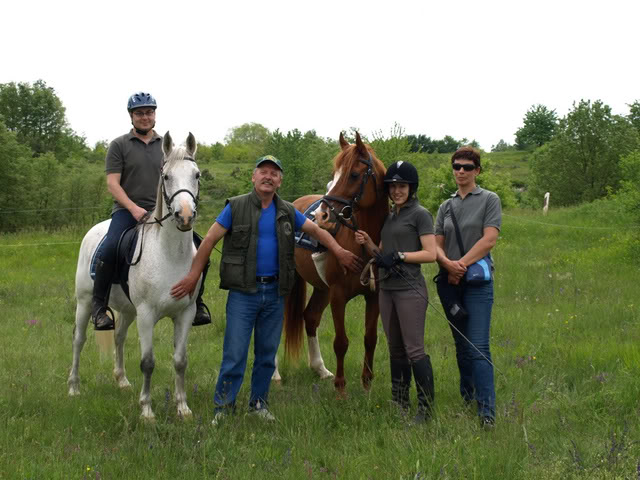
[446,281,495,420]
[214,282,284,412]
[98,209,138,264]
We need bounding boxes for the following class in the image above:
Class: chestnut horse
[283,132,388,391]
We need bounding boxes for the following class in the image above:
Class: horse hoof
[117,378,132,389]
[178,406,193,419]
[68,386,80,396]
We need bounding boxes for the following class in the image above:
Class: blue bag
[465,254,492,285]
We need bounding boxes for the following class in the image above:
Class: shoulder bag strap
[448,201,466,257]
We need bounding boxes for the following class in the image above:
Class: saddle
[294,199,328,253]
[90,226,139,301]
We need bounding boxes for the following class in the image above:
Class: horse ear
[163,131,173,156]
[339,132,349,150]
[355,131,367,156]
[186,132,197,157]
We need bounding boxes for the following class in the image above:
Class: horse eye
[350,172,360,180]
[163,174,169,181]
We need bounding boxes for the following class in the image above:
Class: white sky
[2,0,638,151]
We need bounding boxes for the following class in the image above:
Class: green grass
[1,202,639,479]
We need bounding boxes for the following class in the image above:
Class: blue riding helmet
[127,92,157,112]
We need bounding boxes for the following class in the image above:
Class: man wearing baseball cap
[171,154,363,423]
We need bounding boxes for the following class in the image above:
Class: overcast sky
[2,0,638,151]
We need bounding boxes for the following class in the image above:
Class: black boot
[192,260,211,327]
[91,259,115,331]
[390,359,412,411]
[412,355,435,424]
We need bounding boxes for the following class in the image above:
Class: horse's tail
[284,271,306,361]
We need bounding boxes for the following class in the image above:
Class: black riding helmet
[383,161,419,196]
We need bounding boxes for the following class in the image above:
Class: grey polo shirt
[435,186,502,261]
[105,130,163,214]
[380,198,435,290]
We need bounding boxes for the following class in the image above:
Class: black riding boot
[390,359,412,411]
[412,355,435,424]
[192,260,211,326]
[91,259,115,331]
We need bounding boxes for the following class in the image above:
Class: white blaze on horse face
[313,169,342,228]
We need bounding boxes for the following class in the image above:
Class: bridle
[154,155,200,227]
[319,152,376,233]
[128,155,199,266]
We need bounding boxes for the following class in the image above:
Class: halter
[319,152,376,232]
[129,155,199,266]
[156,155,200,227]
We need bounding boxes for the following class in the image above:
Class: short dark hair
[451,146,481,171]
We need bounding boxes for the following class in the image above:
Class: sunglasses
[452,163,477,172]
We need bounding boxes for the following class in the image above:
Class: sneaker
[211,412,226,426]
[480,416,495,430]
[249,408,275,421]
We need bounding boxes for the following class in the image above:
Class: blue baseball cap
[255,155,283,172]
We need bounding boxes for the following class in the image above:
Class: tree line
[1,80,639,240]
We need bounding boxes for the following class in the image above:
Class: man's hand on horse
[170,274,197,300]
[336,247,363,274]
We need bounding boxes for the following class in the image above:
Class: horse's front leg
[68,299,92,396]
[329,290,348,393]
[362,293,380,390]
[173,307,193,419]
[136,308,156,421]
[113,311,135,389]
[305,289,332,379]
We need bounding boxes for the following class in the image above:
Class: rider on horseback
[91,92,211,330]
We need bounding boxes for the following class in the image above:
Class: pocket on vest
[221,255,245,287]
[231,225,250,248]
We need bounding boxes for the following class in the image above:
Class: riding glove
[375,252,402,269]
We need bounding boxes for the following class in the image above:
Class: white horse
[68,132,202,421]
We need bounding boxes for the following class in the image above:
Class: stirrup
[94,306,115,331]
[192,302,212,327]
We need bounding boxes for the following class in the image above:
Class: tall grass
[1,202,638,479]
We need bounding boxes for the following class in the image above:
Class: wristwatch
[398,252,406,262]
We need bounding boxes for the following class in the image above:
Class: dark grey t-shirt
[435,186,502,261]
[105,130,163,214]
[380,198,434,290]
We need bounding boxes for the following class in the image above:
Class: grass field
[1,200,639,479]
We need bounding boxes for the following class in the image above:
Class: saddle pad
[294,199,327,253]
[90,226,140,301]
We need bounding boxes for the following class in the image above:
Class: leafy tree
[370,123,412,166]
[613,150,640,258]
[528,100,639,206]
[491,139,516,152]
[0,121,32,231]
[224,122,270,146]
[628,100,640,133]
[0,80,70,156]
[407,134,436,153]
[515,104,558,150]
[435,135,462,153]
[267,129,333,199]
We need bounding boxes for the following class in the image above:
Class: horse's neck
[359,196,388,244]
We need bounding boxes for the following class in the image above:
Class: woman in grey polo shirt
[434,146,501,427]
[356,161,437,424]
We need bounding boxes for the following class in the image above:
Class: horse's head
[313,132,385,230]
[160,131,200,231]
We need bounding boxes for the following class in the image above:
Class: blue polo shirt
[217,201,306,276]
